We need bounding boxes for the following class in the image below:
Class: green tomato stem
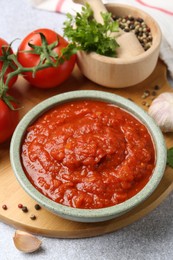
[5,61,55,88]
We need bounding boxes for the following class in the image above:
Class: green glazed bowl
[10,90,167,222]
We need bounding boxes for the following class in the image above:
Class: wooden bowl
[76,3,162,88]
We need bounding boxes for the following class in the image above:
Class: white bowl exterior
[10,90,167,222]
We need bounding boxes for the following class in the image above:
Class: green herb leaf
[63,3,119,57]
[167,147,173,168]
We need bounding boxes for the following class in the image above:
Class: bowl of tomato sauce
[10,90,167,222]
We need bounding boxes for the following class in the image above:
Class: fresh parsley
[63,3,119,57]
[167,147,173,168]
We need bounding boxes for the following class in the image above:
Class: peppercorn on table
[1,0,173,259]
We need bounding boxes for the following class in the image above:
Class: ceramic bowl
[77,3,162,88]
[10,90,166,223]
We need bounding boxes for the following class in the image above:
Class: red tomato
[0,38,18,88]
[0,99,19,143]
[17,28,76,89]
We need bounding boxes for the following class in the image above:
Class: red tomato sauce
[21,100,155,209]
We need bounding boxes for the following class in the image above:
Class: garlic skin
[13,230,42,253]
[148,92,173,133]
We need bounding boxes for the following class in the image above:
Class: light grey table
[1,1,173,259]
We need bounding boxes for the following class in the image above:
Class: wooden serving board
[1,59,173,238]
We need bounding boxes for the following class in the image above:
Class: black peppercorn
[2,204,8,210]
[154,85,160,90]
[30,214,36,220]
[22,206,28,213]
[34,204,41,210]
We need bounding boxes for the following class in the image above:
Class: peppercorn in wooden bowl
[10,90,167,223]
[76,3,162,88]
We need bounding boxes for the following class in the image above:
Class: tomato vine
[0,32,77,109]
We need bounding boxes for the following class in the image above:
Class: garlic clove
[13,230,42,253]
[148,92,173,133]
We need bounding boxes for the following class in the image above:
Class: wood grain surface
[0,59,173,238]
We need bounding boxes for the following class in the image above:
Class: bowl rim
[10,90,167,222]
[78,3,162,65]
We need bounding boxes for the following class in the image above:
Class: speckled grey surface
[1,0,173,259]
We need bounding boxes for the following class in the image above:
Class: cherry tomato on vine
[17,28,76,89]
[0,38,18,88]
[0,99,19,143]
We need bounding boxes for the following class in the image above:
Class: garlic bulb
[148,92,173,133]
[13,230,42,253]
